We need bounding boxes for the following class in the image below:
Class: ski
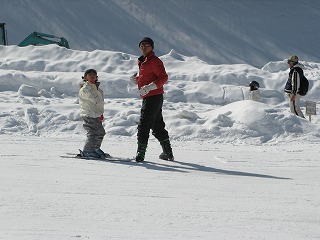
[61,153,134,162]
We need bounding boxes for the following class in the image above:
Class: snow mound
[18,84,40,97]
[167,100,319,144]
[262,60,288,73]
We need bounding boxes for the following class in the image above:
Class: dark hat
[84,69,97,76]
[249,80,260,90]
[139,37,154,49]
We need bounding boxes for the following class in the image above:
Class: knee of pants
[152,129,169,141]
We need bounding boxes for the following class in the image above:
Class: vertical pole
[309,115,311,122]
[0,23,7,45]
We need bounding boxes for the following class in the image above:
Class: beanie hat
[139,37,154,49]
[287,55,298,64]
[249,80,260,90]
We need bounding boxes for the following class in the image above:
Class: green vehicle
[0,23,70,49]
[18,31,70,49]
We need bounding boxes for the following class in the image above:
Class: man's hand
[139,82,157,96]
[130,73,138,85]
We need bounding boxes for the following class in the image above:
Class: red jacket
[137,51,168,98]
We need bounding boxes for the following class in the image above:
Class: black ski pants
[137,94,169,145]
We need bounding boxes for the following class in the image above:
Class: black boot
[136,142,147,162]
[159,139,174,161]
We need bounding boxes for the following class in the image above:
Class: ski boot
[159,139,174,161]
[79,150,100,159]
[136,142,147,162]
[95,148,111,159]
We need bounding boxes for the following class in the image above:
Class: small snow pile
[38,89,52,98]
[178,110,199,122]
[18,84,39,97]
[24,107,39,133]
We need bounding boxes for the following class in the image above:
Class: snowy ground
[1,45,320,239]
[1,135,319,240]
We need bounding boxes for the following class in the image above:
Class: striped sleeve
[292,70,300,95]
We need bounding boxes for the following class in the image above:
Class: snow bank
[0,45,320,144]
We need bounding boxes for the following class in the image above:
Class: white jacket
[79,81,104,118]
[249,89,260,102]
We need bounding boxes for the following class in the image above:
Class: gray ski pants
[82,116,106,152]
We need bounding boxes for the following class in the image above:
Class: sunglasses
[140,43,151,48]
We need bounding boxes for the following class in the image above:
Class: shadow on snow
[107,159,292,180]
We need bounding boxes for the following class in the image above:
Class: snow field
[0,135,319,239]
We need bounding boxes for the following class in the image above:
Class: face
[287,60,296,68]
[139,41,153,56]
[85,72,97,84]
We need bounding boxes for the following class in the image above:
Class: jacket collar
[138,51,155,63]
[290,63,303,70]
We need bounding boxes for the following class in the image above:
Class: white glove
[130,73,138,85]
[139,82,157,96]
[82,82,92,90]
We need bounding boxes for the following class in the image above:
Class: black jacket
[284,64,304,95]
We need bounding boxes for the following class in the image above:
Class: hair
[84,68,97,76]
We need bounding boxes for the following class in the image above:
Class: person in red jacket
[130,37,174,162]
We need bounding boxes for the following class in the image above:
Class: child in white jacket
[249,81,261,102]
[78,69,107,158]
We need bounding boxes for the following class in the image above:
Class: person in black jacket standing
[284,55,305,118]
